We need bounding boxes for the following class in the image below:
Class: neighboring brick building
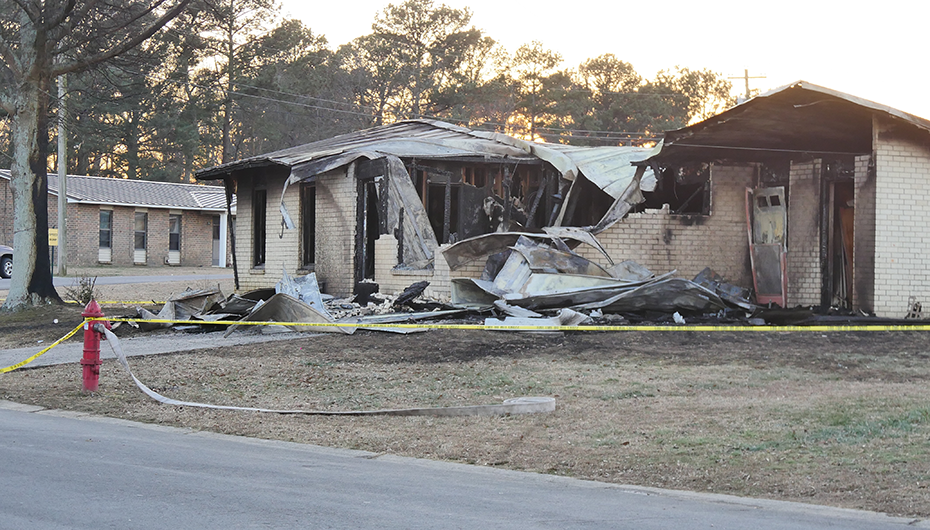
[0,171,234,269]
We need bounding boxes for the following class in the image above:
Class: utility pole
[57,74,67,277]
[728,69,766,100]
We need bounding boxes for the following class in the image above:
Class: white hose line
[100,326,555,417]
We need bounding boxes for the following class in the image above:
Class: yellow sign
[48,228,58,247]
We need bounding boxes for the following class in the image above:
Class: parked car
[0,244,12,279]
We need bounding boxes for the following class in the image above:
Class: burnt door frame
[819,160,856,309]
[354,159,388,290]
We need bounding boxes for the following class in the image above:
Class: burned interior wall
[406,159,552,243]
[786,159,823,307]
[852,154,875,313]
[575,164,753,285]
[872,115,930,317]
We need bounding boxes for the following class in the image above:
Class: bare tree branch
[43,0,77,31]
[10,0,40,24]
[47,0,97,43]
[50,0,165,50]
[51,0,191,77]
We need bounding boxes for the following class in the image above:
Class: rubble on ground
[115,232,912,334]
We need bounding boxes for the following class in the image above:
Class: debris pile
[121,271,461,336]
[450,234,756,327]
[121,235,765,335]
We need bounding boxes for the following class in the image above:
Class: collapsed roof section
[196,119,654,268]
[639,80,930,166]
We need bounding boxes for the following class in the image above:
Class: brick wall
[575,164,754,288]
[2,176,226,269]
[236,173,267,291]
[236,166,358,295]
[374,235,484,301]
[313,167,357,296]
[852,154,875,313]
[786,160,822,306]
[872,117,930,317]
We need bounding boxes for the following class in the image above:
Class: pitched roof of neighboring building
[0,170,235,212]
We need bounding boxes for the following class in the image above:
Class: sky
[279,0,930,120]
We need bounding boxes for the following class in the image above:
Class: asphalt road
[1,403,925,530]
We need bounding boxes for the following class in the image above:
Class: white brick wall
[374,235,484,301]
[873,117,930,317]
[576,164,754,287]
[787,160,822,307]
[235,167,357,295]
[313,166,357,296]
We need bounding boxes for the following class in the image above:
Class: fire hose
[97,324,556,417]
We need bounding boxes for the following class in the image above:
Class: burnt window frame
[300,182,316,268]
[252,188,267,267]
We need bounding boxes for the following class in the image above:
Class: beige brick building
[635,81,930,318]
[196,120,647,298]
[200,88,930,319]
[0,171,234,270]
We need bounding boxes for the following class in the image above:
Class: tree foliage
[0,0,738,309]
[0,0,191,310]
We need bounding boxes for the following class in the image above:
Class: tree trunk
[2,77,63,310]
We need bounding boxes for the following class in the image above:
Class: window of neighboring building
[134,212,148,250]
[99,209,113,263]
[99,210,112,249]
[300,183,316,268]
[169,214,182,252]
[253,189,267,267]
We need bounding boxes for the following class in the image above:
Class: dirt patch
[3,312,930,519]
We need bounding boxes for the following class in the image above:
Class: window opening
[134,212,147,251]
[253,189,267,267]
[99,211,112,249]
[169,214,181,252]
[300,183,316,267]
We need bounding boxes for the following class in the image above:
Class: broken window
[300,183,316,268]
[639,163,710,214]
[253,189,266,267]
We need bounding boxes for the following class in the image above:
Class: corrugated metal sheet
[196,120,538,180]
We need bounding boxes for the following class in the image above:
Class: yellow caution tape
[98,317,930,333]
[0,322,85,374]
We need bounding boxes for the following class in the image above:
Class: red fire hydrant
[81,299,109,392]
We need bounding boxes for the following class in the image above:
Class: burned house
[571,81,930,318]
[197,83,930,320]
[195,120,651,300]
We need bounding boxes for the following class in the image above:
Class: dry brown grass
[2,326,930,518]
